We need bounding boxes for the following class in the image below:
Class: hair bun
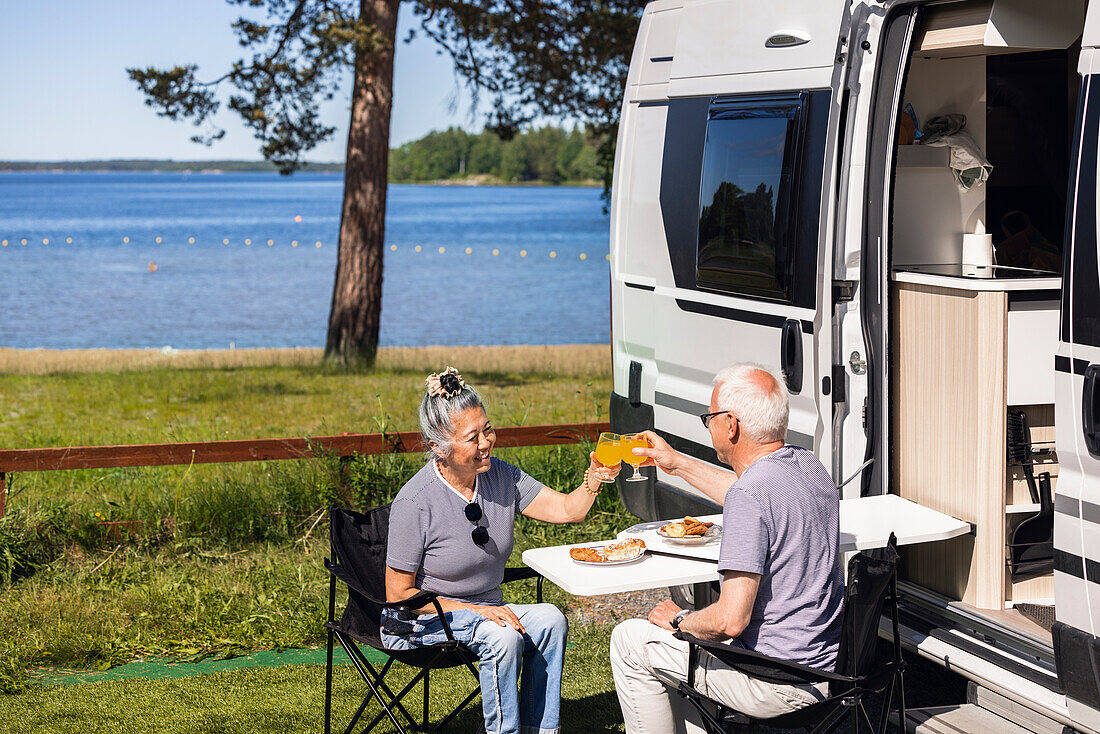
[426,366,465,399]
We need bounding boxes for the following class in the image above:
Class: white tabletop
[521,541,721,596]
[838,493,970,550]
[615,493,970,559]
[523,494,970,596]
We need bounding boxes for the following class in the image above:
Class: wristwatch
[670,610,689,630]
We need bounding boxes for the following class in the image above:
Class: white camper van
[608,0,1100,731]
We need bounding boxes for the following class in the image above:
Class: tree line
[388,126,603,185]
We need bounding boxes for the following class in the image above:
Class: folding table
[521,493,970,596]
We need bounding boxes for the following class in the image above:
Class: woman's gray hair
[419,375,486,459]
[712,363,789,444]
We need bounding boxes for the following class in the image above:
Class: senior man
[610,363,843,733]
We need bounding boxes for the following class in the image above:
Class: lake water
[0,172,611,349]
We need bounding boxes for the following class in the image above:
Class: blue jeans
[381,602,567,734]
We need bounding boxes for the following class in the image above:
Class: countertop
[892,264,1061,292]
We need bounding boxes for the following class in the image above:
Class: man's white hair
[712,363,789,444]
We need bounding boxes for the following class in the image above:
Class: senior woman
[381,367,618,734]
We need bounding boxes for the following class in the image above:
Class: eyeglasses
[465,502,489,547]
[699,410,732,428]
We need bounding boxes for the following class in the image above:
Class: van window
[1065,76,1100,348]
[696,94,809,304]
[657,91,827,309]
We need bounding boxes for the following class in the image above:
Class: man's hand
[634,429,737,505]
[633,431,682,474]
[647,599,684,632]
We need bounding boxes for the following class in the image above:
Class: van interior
[888,0,1083,646]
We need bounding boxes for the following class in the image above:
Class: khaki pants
[610,619,829,734]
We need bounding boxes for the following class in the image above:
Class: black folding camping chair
[323,504,544,734]
[674,535,906,734]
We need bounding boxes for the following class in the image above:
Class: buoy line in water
[0,238,612,261]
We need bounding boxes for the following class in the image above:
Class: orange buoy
[148,261,158,272]
[294,215,302,223]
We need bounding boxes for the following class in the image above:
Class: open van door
[1054,13,1100,732]
[609,0,848,517]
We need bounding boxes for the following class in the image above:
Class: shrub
[0,505,72,587]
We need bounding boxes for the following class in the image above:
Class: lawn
[0,347,629,730]
[0,624,624,734]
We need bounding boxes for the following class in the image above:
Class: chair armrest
[674,631,854,687]
[384,590,461,642]
[502,566,541,584]
[384,589,440,612]
[502,566,544,603]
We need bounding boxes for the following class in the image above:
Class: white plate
[656,524,722,545]
[569,545,647,566]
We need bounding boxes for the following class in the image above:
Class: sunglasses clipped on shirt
[465,502,490,547]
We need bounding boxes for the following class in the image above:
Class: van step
[904,704,1039,734]
[970,683,1065,734]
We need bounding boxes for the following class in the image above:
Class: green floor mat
[30,645,390,686]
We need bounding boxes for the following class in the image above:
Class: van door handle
[1084,364,1100,457]
[781,319,803,395]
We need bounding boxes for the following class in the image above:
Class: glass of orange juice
[593,432,621,482]
[620,433,650,482]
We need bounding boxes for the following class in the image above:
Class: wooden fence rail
[0,420,610,518]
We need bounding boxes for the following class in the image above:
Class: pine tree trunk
[324,0,401,366]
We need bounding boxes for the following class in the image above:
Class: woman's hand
[589,452,620,483]
[471,604,526,632]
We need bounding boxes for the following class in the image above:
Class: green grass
[0,361,627,699]
[1,364,609,513]
[0,624,625,733]
[0,365,608,449]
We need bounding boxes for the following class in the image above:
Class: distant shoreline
[0,164,601,187]
[0,161,341,174]
[0,160,344,174]
[0,345,610,376]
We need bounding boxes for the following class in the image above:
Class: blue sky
[0,1,480,162]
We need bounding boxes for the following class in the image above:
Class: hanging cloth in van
[921,114,993,192]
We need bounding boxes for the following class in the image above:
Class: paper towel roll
[962,233,994,266]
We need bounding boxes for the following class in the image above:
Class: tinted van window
[696,94,808,304]
[1064,76,1100,348]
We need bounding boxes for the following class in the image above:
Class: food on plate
[662,522,688,538]
[569,546,606,562]
[604,537,646,561]
[569,538,646,563]
[660,516,715,537]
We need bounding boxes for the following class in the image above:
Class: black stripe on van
[652,401,815,451]
[674,298,815,335]
[655,391,707,415]
[1054,495,1100,523]
[1054,548,1100,580]
[1055,549,1085,578]
[654,428,721,466]
[624,281,656,292]
[1054,354,1090,375]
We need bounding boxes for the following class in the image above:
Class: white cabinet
[1006,299,1060,405]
